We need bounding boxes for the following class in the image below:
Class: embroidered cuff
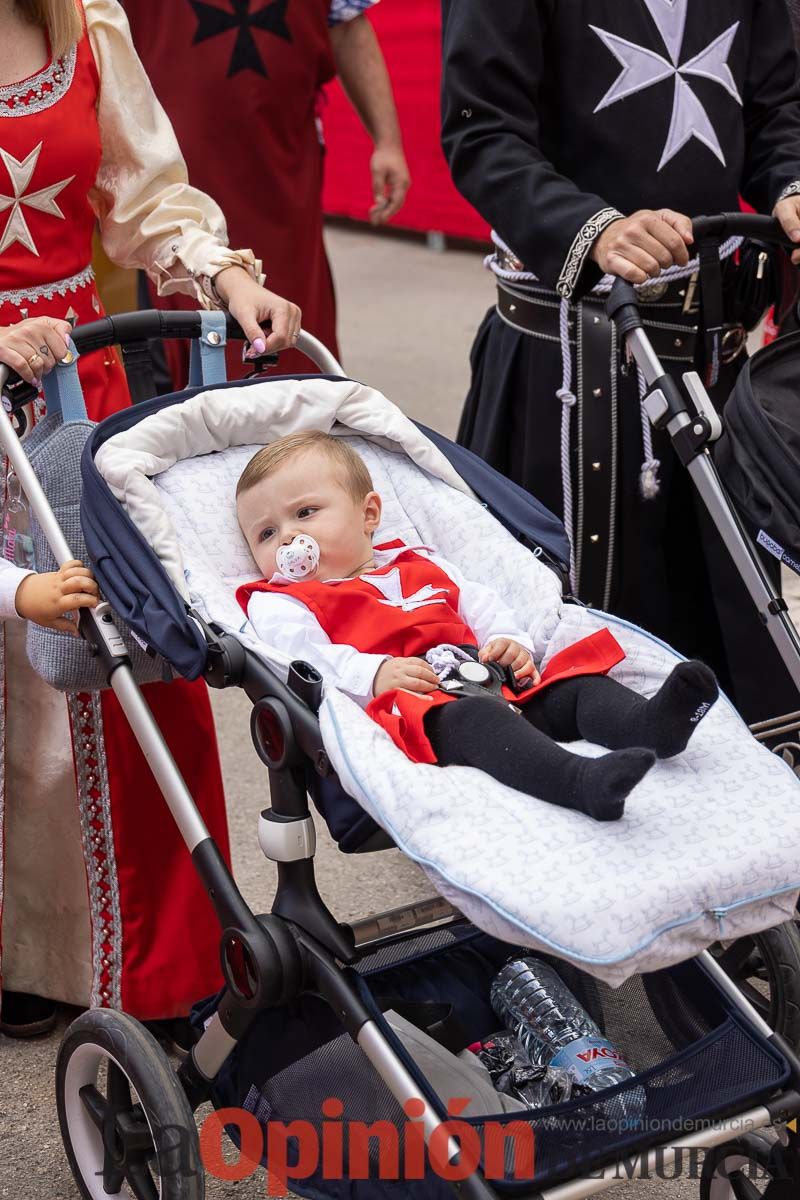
[328,0,380,26]
[556,207,624,300]
[777,181,800,204]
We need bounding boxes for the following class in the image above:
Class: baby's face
[237,450,381,583]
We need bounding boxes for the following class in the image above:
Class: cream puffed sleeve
[83,0,265,306]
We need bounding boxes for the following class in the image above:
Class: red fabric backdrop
[321,0,489,241]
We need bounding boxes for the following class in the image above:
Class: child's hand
[15,560,100,634]
[373,656,440,697]
[479,638,540,683]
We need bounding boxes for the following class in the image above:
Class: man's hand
[591,209,693,284]
[774,195,800,265]
[479,638,539,683]
[15,560,99,634]
[373,656,440,697]
[369,143,411,224]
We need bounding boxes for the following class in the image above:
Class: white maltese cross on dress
[591,0,741,170]
[0,143,74,256]
[365,568,449,612]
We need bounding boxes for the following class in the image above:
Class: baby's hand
[479,638,540,683]
[15,560,100,635]
[373,656,440,697]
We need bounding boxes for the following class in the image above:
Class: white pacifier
[276,534,320,581]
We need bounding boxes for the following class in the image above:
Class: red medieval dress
[0,0,263,1019]
[125,0,378,382]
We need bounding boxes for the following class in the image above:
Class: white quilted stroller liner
[94,375,800,987]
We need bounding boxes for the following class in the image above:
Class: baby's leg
[425,697,654,821]
[527,662,719,759]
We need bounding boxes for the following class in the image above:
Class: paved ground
[0,224,786,1198]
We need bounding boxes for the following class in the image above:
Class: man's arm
[329,14,411,224]
[741,0,800,262]
[441,0,620,297]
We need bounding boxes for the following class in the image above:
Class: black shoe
[0,991,58,1038]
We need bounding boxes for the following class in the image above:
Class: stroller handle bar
[64,310,345,377]
[691,212,795,247]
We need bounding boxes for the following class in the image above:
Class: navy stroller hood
[81,375,571,681]
[716,331,800,576]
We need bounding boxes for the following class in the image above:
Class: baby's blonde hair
[18,0,82,59]
[237,431,374,502]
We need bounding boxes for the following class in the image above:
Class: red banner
[321,1,490,242]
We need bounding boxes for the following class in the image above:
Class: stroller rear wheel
[56,1008,203,1200]
[700,1132,796,1199]
[647,923,800,1051]
[710,922,800,1050]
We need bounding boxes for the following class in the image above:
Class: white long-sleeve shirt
[246,544,534,707]
[0,558,30,622]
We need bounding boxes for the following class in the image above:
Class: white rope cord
[557,298,578,592]
[492,232,744,580]
[590,236,742,294]
[636,364,662,500]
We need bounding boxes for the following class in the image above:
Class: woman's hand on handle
[212,266,302,355]
[0,317,72,386]
[591,209,694,284]
[773,194,800,265]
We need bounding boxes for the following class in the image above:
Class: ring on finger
[27,352,42,368]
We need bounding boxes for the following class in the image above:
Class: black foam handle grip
[692,213,795,249]
[68,310,258,355]
[606,278,644,334]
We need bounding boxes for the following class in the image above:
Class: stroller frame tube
[617,310,800,695]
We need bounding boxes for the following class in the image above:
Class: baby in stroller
[236,431,719,822]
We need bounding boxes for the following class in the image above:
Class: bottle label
[550,1036,631,1085]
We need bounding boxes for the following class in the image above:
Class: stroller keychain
[1,469,36,572]
[277,534,320,580]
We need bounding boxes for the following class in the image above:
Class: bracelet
[199,272,228,310]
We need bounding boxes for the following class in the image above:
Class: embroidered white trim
[0,264,94,309]
[778,181,800,202]
[69,693,123,1010]
[0,46,77,118]
[556,207,624,299]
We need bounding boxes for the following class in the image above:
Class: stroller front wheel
[56,1007,204,1200]
[699,1132,794,1199]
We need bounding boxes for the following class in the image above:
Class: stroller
[4,214,800,1200]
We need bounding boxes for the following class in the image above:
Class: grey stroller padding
[716,330,800,575]
[24,415,166,692]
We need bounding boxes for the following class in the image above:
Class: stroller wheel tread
[732,924,800,1051]
[56,1007,204,1200]
[699,1131,797,1199]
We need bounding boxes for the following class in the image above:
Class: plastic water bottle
[490,958,645,1127]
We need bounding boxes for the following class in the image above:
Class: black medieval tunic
[441,0,800,724]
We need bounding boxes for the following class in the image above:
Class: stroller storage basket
[193,925,790,1197]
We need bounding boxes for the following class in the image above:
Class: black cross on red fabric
[188,0,292,77]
